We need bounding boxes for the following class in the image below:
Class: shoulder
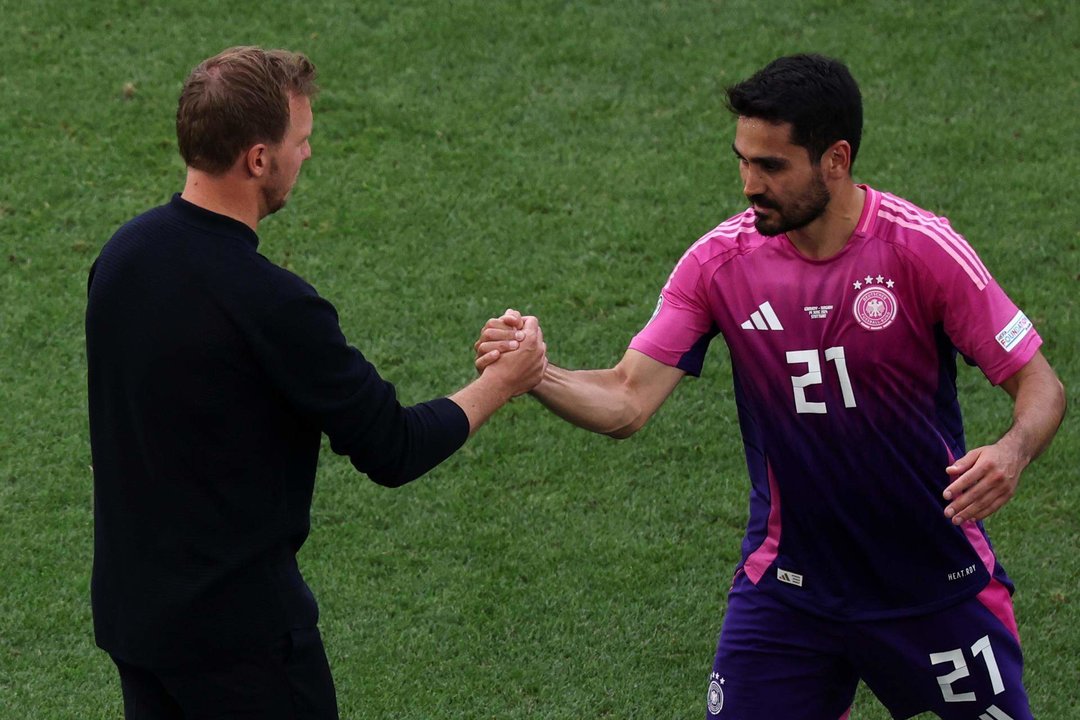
[867,190,992,290]
[872,191,958,243]
[252,256,322,304]
[216,254,345,350]
[668,209,768,280]
[213,246,324,318]
[686,209,767,263]
[92,203,185,285]
[124,200,329,313]
[102,203,172,250]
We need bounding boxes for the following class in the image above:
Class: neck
[787,182,866,260]
[181,168,261,231]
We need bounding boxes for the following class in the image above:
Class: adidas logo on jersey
[740,301,784,331]
[777,568,804,587]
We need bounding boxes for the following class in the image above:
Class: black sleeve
[87,259,97,296]
[250,291,469,487]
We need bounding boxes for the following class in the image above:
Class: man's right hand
[474,308,528,374]
[449,310,546,434]
[475,311,546,396]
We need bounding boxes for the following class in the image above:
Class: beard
[749,169,830,236]
[261,156,294,217]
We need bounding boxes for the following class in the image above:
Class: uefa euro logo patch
[851,273,898,331]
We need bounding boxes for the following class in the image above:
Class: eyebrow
[731,143,788,168]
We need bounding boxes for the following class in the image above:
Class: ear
[244,144,270,178]
[822,140,852,179]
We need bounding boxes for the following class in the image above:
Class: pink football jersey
[631,186,1041,620]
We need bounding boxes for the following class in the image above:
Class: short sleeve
[629,250,718,377]
[917,228,1042,386]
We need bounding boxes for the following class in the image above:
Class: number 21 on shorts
[930,634,1005,703]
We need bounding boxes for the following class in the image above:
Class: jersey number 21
[786,347,857,414]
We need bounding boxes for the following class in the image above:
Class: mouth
[749,195,777,213]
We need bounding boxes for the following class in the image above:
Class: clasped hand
[473,308,547,395]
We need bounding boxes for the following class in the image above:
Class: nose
[741,164,764,198]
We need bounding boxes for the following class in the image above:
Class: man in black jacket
[86,46,545,719]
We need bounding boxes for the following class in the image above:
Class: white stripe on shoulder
[877,201,989,289]
[856,187,881,235]
[880,196,991,280]
[662,212,754,291]
[879,196,991,285]
[877,208,987,290]
[710,211,757,238]
[879,196,990,281]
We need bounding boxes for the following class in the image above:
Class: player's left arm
[943,350,1066,524]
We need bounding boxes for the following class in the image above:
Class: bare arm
[943,350,1066,523]
[474,311,685,438]
[530,350,686,438]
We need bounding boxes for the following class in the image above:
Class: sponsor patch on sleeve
[995,310,1033,352]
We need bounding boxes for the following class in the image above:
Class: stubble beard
[261,156,294,217]
[751,169,831,237]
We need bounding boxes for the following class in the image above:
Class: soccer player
[86,47,546,719]
[475,54,1065,719]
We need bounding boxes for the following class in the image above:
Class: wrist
[527,364,556,399]
[474,368,516,405]
[996,430,1033,469]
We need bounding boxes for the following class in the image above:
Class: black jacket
[86,194,468,667]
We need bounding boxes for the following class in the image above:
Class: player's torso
[700,230,991,618]
[708,232,943,425]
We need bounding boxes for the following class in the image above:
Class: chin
[754,220,784,236]
[263,191,290,217]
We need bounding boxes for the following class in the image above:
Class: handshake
[472,308,548,398]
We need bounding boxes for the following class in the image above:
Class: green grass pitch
[1,1,1076,717]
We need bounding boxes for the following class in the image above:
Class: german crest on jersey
[707,673,725,715]
[851,273,898,331]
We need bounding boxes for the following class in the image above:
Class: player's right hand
[474,308,527,373]
[477,314,547,395]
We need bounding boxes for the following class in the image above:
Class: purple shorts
[706,571,1031,720]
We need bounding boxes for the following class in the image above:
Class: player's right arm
[476,311,685,438]
[530,352,685,438]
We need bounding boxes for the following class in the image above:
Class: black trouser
[111,627,339,720]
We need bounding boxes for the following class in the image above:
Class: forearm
[529,364,643,438]
[473,316,683,439]
[998,359,1066,468]
[360,398,470,487]
[449,373,516,436]
[942,352,1065,523]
